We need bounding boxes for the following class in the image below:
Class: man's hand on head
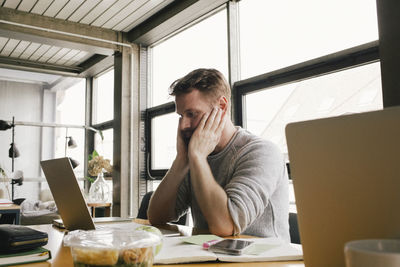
[176,119,189,165]
[188,107,226,160]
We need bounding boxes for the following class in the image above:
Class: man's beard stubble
[181,129,193,145]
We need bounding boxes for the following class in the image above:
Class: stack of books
[0,225,51,266]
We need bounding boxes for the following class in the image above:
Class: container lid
[63,228,161,250]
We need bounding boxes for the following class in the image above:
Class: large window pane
[55,79,86,176]
[93,69,114,124]
[95,129,113,165]
[245,62,382,160]
[151,113,179,170]
[56,79,85,125]
[151,9,228,107]
[239,0,379,79]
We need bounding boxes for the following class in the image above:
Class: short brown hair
[169,68,231,101]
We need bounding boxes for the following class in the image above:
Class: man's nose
[180,117,191,129]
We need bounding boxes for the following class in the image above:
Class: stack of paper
[155,235,303,264]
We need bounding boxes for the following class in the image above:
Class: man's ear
[218,96,228,111]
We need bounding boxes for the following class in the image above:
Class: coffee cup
[344,239,400,267]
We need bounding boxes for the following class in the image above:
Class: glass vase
[89,172,110,203]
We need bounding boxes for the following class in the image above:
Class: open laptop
[285,106,400,267]
[40,157,130,231]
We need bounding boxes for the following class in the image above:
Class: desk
[0,204,20,224]
[87,202,111,217]
[15,221,304,267]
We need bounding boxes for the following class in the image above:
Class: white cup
[344,239,400,267]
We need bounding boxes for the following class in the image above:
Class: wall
[0,80,55,201]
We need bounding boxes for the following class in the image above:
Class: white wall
[0,80,55,201]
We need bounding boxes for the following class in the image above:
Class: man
[148,68,289,240]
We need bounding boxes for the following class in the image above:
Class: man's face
[175,89,216,144]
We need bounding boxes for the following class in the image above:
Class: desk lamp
[65,128,79,169]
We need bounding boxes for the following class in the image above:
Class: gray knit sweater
[174,127,290,241]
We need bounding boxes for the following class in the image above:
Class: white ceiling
[0,0,174,84]
[0,67,61,84]
[0,0,172,32]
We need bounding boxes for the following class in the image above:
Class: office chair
[289,212,301,244]
[137,191,187,225]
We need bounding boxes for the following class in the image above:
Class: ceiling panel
[56,49,80,65]
[67,50,89,66]
[37,46,63,62]
[91,0,132,28]
[28,44,52,61]
[3,0,19,9]
[30,0,53,15]
[43,0,69,17]
[78,0,118,25]
[19,42,41,59]
[102,0,147,29]
[67,0,101,22]
[55,0,85,20]
[0,36,7,48]
[10,40,30,57]
[17,0,36,12]
[0,38,20,56]
[115,0,171,31]
[48,47,71,64]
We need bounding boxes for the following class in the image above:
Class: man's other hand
[188,107,226,160]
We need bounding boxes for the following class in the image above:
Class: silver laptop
[285,106,400,267]
[40,157,130,231]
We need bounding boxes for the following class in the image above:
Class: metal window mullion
[145,101,175,180]
[235,41,379,94]
[234,41,380,127]
[85,77,94,194]
[139,45,150,199]
[227,0,241,125]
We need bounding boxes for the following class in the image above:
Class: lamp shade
[69,157,80,169]
[8,143,20,158]
[0,120,12,131]
[67,136,77,148]
[12,170,24,185]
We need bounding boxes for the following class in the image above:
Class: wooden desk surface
[14,222,304,267]
[0,204,20,210]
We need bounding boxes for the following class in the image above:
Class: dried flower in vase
[87,150,112,177]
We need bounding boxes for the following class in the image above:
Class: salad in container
[63,227,162,267]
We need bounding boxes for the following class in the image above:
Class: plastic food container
[63,228,162,267]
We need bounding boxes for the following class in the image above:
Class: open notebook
[155,236,302,264]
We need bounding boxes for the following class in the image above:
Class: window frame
[145,101,176,179]
[143,4,382,182]
[234,41,380,128]
[89,68,115,178]
[144,2,237,180]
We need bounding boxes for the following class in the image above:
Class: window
[150,8,228,107]
[244,62,382,159]
[95,128,113,165]
[151,112,179,171]
[147,8,229,179]
[91,69,114,164]
[55,79,86,177]
[239,0,379,79]
[236,1,381,210]
[93,69,114,124]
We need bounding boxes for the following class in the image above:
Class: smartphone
[208,239,253,255]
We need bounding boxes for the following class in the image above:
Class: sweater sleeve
[225,139,285,235]
[173,175,191,221]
